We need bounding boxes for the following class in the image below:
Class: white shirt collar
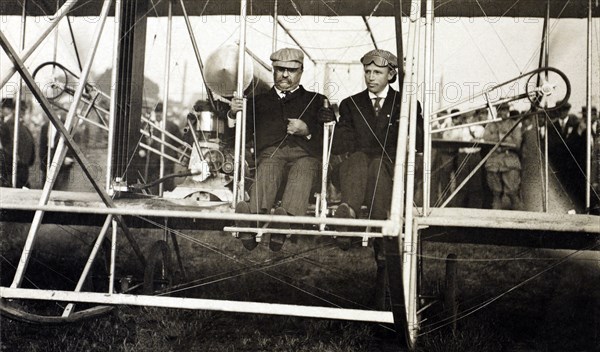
[275,86,299,98]
[368,84,389,101]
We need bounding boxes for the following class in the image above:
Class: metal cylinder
[204,44,272,98]
[197,111,223,133]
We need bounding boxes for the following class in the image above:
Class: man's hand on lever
[227,92,245,126]
[318,106,335,124]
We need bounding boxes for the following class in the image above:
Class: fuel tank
[204,44,272,98]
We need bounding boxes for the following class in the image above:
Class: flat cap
[360,49,398,68]
[270,48,304,69]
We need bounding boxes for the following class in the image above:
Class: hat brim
[272,61,302,69]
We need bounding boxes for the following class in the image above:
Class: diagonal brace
[0,31,146,272]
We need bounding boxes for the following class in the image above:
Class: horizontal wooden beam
[0,287,395,324]
[0,188,390,228]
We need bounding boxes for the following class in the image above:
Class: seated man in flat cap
[229,47,333,252]
[330,49,423,251]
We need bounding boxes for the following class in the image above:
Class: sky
[1,14,599,118]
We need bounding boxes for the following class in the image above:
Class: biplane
[1,0,599,349]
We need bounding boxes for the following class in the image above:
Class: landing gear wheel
[380,236,421,350]
[0,238,114,324]
[404,244,420,351]
[0,300,113,324]
[143,240,173,295]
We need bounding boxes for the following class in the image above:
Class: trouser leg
[339,151,368,214]
[366,157,394,220]
[281,155,320,216]
[503,169,523,210]
[250,146,286,214]
[486,170,503,209]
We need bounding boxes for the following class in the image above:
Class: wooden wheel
[0,299,113,324]
[380,235,421,350]
[0,236,114,324]
[143,240,173,295]
[403,231,421,350]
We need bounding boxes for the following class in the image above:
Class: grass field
[1,223,599,351]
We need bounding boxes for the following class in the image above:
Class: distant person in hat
[547,101,586,207]
[483,102,523,210]
[229,47,333,252]
[329,49,423,251]
[0,98,35,188]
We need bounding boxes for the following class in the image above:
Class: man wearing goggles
[360,51,398,70]
[329,49,422,252]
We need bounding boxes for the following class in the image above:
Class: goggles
[360,55,396,68]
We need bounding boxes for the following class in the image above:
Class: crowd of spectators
[430,100,597,212]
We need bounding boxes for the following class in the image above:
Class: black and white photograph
[0,0,599,351]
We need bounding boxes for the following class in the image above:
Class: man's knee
[486,172,502,193]
[348,151,368,164]
[503,170,521,193]
[288,157,319,179]
[367,157,393,180]
[338,152,370,182]
[339,152,367,177]
[296,156,320,168]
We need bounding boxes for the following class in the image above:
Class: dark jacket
[332,88,423,159]
[0,119,35,187]
[246,85,326,158]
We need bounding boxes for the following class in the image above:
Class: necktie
[282,91,289,100]
[373,97,382,116]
